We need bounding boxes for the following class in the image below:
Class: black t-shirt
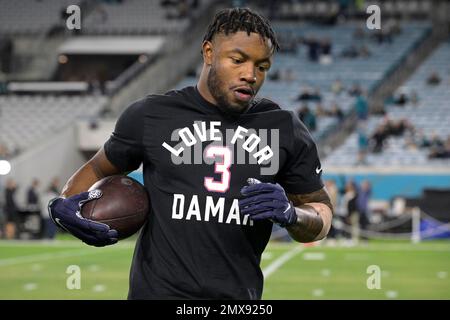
[104,86,323,299]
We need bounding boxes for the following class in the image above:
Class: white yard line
[263,246,303,279]
[0,240,136,248]
[339,245,450,252]
[0,248,102,267]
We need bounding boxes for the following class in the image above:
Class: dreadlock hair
[202,7,280,53]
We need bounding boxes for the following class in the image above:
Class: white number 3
[204,146,231,193]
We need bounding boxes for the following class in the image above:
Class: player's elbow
[314,205,333,241]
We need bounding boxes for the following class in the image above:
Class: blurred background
[0,0,449,299]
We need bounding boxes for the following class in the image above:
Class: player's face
[206,31,273,113]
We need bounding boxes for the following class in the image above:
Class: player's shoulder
[251,97,302,124]
[144,86,197,104]
[249,97,281,113]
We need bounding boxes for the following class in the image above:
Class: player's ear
[202,41,213,65]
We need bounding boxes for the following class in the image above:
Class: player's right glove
[239,178,298,227]
[48,190,118,247]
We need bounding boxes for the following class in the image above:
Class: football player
[49,7,333,299]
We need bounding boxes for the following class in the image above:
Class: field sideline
[0,238,449,300]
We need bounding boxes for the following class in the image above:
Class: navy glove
[48,190,118,247]
[239,178,298,227]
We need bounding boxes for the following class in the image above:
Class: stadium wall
[323,173,450,201]
[7,126,84,206]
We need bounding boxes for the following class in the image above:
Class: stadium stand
[0,0,81,36]
[0,0,217,159]
[0,95,107,156]
[82,0,201,35]
[323,39,450,168]
[0,0,208,36]
[175,21,431,141]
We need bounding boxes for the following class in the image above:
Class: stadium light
[58,54,68,64]
[138,54,148,64]
[0,160,11,175]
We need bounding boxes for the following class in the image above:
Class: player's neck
[197,70,217,107]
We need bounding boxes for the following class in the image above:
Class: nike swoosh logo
[54,217,63,227]
[54,218,69,233]
[316,167,322,174]
[283,203,291,214]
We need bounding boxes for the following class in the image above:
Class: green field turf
[0,238,449,300]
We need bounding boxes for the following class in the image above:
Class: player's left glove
[239,178,298,227]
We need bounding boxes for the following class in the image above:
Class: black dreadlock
[202,7,280,53]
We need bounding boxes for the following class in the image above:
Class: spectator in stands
[297,104,317,132]
[393,92,408,106]
[356,180,371,241]
[319,38,333,65]
[331,78,344,95]
[303,36,320,62]
[269,68,296,82]
[356,123,369,165]
[296,86,322,102]
[340,44,359,58]
[315,103,327,117]
[269,69,295,82]
[391,90,419,107]
[428,133,445,149]
[411,129,430,149]
[370,125,387,153]
[329,102,344,122]
[406,129,427,150]
[354,91,369,121]
[4,179,19,239]
[343,180,358,239]
[427,71,441,86]
[268,69,280,81]
[341,44,372,59]
[371,117,415,153]
[337,0,351,20]
[359,44,371,58]
[428,135,450,159]
[27,178,40,210]
[348,83,362,96]
[40,178,60,240]
[177,0,189,19]
[388,119,414,137]
[373,27,392,45]
[386,19,402,36]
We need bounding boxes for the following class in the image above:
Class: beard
[207,65,252,116]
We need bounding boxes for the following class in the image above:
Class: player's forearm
[61,148,121,198]
[61,163,103,198]
[286,203,332,243]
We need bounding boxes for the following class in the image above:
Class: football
[81,175,150,240]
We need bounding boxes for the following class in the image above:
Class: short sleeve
[277,112,324,194]
[103,98,146,172]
